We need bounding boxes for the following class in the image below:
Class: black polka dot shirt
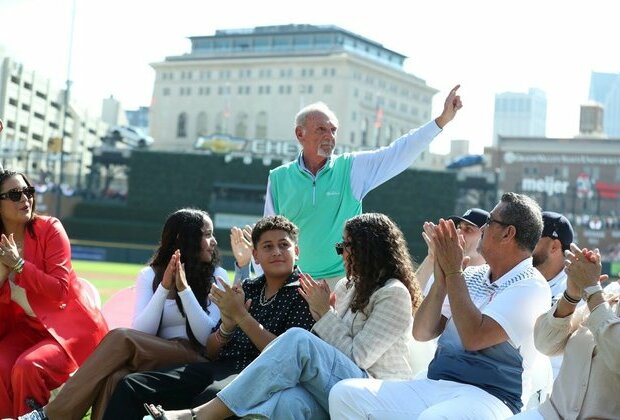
[218,268,315,370]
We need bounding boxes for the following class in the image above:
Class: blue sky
[1,0,619,153]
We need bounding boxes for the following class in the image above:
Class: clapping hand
[0,233,20,269]
[422,221,437,261]
[564,244,608,290]
[174,252,189,292]
[230,225,253,267]
[210,277,251,325]
[430,219,465,280]
[298,273,331,321]
[161,250,178,290]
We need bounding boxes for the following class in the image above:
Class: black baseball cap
[448,208,489,229]
[541,211,574,251]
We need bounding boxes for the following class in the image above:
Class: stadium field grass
[72,260,234,304]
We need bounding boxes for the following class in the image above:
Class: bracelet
[444,269,463,277]
[12,257,25,274]
[214,329,231,345]
[563,290,581,305]
[219,324,234,337]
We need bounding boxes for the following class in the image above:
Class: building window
[256,111,268,139]
[215,112,224,133]
[361,118,368,146]
[163,87,170,96]
[196,112,208,137]
[235,113,248,138]
[177,112,187,138]
[323,84,332,94]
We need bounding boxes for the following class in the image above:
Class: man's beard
[532,252,547,268]
[317,142,334,158]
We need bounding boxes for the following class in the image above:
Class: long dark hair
[150,208,219,346]
[0,170,38,237]
[344,213,421,315]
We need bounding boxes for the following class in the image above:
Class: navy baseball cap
[448,208,489,229]
[541,211,574,251]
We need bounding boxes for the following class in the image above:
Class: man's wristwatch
[582,284,603,302]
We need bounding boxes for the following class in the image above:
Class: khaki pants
[46,328,206,420]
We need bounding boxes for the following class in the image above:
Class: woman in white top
[22,208,228,420]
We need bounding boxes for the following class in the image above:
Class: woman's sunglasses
[0,186,36,202]
[335,241,352,255]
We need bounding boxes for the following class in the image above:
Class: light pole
[55,0,77,218]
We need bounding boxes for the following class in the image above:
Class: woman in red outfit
[0,169,109,417]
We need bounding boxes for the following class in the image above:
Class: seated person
[511,244,619,419]
[19,208,228,420]
[531,210,576,380]
[102,215,315,419]
[147,212,424,420]
[417,207,489,294]
[328,193,551,419]
[0,169,108,417]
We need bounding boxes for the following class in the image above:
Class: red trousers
[0,316,76,417]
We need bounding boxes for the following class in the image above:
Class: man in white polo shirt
[329,192,551,419]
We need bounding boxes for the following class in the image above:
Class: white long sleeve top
[131,266,228,344]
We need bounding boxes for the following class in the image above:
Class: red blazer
[0,216,108,365]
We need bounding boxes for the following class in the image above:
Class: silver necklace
[259,284,279,306]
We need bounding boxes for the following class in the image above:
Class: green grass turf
[72,260,144,276]
[72,260,234,304]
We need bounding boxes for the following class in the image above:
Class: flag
[374,106,383,129]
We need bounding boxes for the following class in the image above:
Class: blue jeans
[217,327,368,419]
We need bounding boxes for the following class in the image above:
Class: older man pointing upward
[264,86,463,288]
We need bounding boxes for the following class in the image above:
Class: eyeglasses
[484,215,511,228]
[335,241,352,255]
[0,186,35,202]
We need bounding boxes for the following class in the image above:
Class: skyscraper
[493,88,547,146]
[589,71,620,137]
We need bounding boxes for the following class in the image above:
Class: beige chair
[78,276,102,309]
[101,286,137,329]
